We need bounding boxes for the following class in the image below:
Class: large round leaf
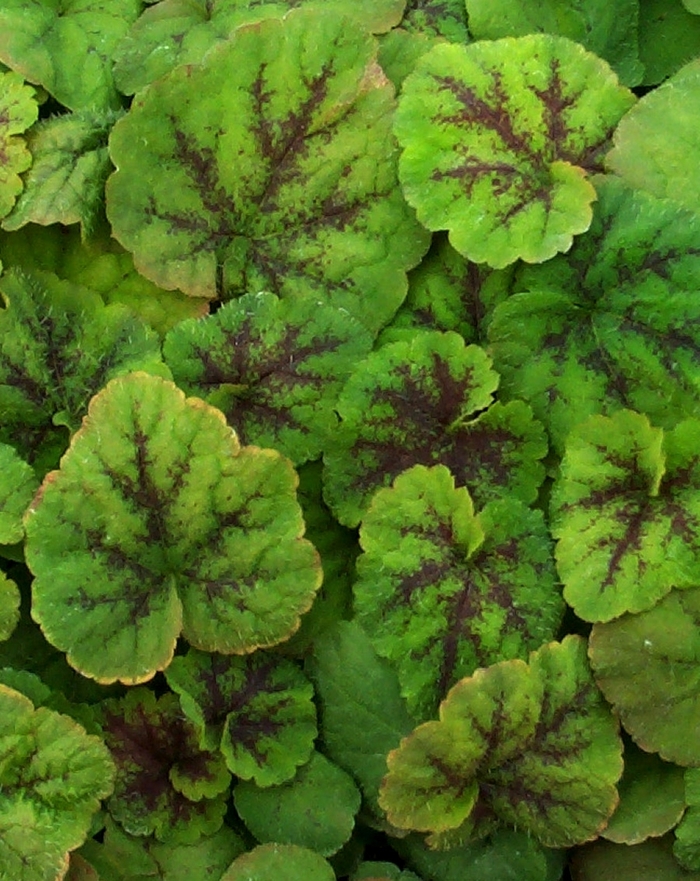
[25,372,322,684]
[394,35,635,268]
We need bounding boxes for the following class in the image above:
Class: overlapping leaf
[0,572,20,642]
[0,71,38,220]
[163,291,373,465]
[0,442,38,544]
[0,0,141,111]
[551,411,700,623]
[489,176,700,454]
[394,35,635,268]
[0,267,166,473]
[106,9,429,331]
[165,647,317,786]
[113,0,406,95]
[220,843,335,881]
[0,683,115,881]
[606,59,700,214]
[354,464,563,719]
[465,0,643,85]
[323,330,547,527]
[100,688,230,844]
[25,372,322,684]
[380,636,622,848]
[589,585,700,766]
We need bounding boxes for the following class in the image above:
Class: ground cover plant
[1,0,700,878]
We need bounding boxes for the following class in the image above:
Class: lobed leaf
[394,35,635,267]
[0,70,38,219]
[106,9,429,331]
[0,442,38,544]
[163,291,373,465]
[551,411,700,622]
[165,647,317,786]
[323,331,547,527]
[220,843,335,881]
[25,372,322,683]
[354,464,563,719]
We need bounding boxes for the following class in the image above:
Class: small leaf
[0,571,20,642]
[106,9,429,331]
[354,464,563,719]
[551,411,700,623]
[0,683,115,881]
[100,688,230,844]
[0,442,38,544]
[589,585,700,766]
[220,843,335,881]
[165,648,317,786]
[394,35,635,267]
[400,0,470,41]
[25,372,322,684]
[163,291,373,465]
[0,70,38,219]
[234,751,361,856]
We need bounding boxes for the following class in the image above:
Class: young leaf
[380,636,622,848]
[165,647,317,786]
[100,688,230,844]
[220,843,335,881]
[489,176,700,454]
[25,372,322,684]
[2,108,124,237]
[0,571,20,642]
[0,0,141,111]
[0,442,38,544]
[465,0,643,86]
[113,0,406,95]
[606,59,700,214]
[106,8,429,331]
[589,585,700,766]
[0,683,115,881]
[163,291,373,465]
[0,70,38,220]
[323,331,547,527]
[0,267,166,472]
[234,750,361,856]
[354,464,563,719]
[551,411,700,623]
[394,35,635,268]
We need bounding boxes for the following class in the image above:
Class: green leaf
[0,571,20,642]
[308,620,415,814]
[0,443,38,544]
[234,750,361,856]
[165,647,317,786]
[0,267,166,473]
[163,291,373,466]
[570,835,700,881]
[113,0,406,95]
[606,60,700,215]
[380,636,622,848]
[106,9,429,332]
[0,71,38,220]
[0,0,141,111]
[589,585,700,766]
[602,744,686,845]
[638,0,700,85]
[354,464,563,719]
[400,0,470,41]
[0,683,115,881]
[100,688,230,844]
[675,768,700,870]
[551,411,700,623]
[323,331,547,527]
[465,0,643,86]
[25,372,322,684]
[220,843,335,881]
[2,108,123,237]
[394,35,635,268]
[488,176,700,455]
[352,863,422,881]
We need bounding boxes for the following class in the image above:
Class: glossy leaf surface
[0,71,38,219]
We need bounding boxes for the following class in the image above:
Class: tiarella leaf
[0,443,37,544]
[106,9,429,331]
[165,647,317,786]
[354,464,563,719]
[551,411,700,622]
[394,35,635,267]
[323,331,547,527]
[25,373,322,683]
[163,292,373,465]
[0,571,20,642]
[0,71,38,220]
